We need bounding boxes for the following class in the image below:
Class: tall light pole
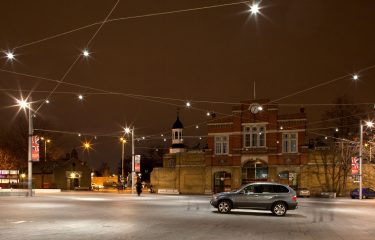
[17,98,33,196]
[120,137,126,181]
[41,137,51,162]
[359,120,374,200]
[28,100,33,196]
[125,127,135,194]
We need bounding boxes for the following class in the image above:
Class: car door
[233,184,261,208]
[256,184,276,209]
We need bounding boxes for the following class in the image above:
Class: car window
[243,185,255,194]
[254,185,263,193]
[274,185,289,193]
[262,185,274,193]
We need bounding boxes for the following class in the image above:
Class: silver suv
[210,182,298,216]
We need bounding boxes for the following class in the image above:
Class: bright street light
[78,95,83,100]
[6,52,14,60]
[17,99,28,109]
[125,127,131,134]
[353,74,359,80]
[83,142,91,150]
[186,101,191,108]
[83,49,90,57]
[365,121,374,128]
[249,2,260,15]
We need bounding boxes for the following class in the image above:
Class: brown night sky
[1,0,375,171]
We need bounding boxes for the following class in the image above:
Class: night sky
[1,0,375,172]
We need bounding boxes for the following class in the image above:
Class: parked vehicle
[91,183,104,190]
[296,188,310,198]
[210,182,298,216]
[350,188,375,199]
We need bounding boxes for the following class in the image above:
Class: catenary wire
[12,1,251,50]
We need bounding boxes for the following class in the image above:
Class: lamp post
[125,127,135,194]
[120,137,126,182]
[17,98,33,196]
[41,137,51,162]
[359,120,374,200]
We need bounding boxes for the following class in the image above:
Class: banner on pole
[32,135,40,162]
[135,155,141,172]
[351,156,359,175]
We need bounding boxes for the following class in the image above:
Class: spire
[253,81,256,100]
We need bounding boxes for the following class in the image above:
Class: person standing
[136,180,142,196]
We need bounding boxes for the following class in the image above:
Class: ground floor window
[241,161,268,184]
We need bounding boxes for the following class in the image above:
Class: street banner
[32,135,40,162]
[351,156,359,175]
[135,155,141,172]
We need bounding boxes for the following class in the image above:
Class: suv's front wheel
[218,200,232,214]
[271,202,287,216]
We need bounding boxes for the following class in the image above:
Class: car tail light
[292,195,297,201]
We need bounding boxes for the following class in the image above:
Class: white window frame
[215,135,229,155]
[243,125,266,148]
[282,133,298,153]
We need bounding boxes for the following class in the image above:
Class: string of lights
[34,0,120,114]
[12,1,252,50]
[1,88,374,107]
[1,0,374,150]
[267,70,373,105]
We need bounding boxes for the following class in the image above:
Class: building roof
[172,116,184,129]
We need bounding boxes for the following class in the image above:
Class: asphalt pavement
[1,192,374,240]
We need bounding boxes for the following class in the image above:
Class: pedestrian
[136,180,142,196]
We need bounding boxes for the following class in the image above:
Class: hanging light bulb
[83,49,90,57]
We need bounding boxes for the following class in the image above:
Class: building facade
[206,99,308,193]
[151,99,309,194]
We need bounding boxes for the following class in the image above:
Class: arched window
[241,160,268,184]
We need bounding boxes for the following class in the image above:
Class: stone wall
[151,152,207,194]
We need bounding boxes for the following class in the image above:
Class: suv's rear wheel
[218,200,232,214]
[271,202,287,216]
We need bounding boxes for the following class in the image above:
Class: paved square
[1,192,375,240]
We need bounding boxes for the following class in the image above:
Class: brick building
[206,99,308,193]
[151,99,309,194]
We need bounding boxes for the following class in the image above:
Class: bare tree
[0,148,19,169]
[310,96,364,195]
[311,141,357,195]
